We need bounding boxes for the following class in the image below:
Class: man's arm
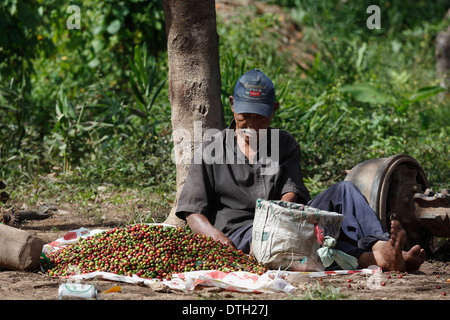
[280,192,298,203]
[185,213,236,248]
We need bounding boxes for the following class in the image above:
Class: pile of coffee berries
[43,224,266,280]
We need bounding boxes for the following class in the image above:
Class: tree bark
[162,0,225,227]
[436,9,450,90]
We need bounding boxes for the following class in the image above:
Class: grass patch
[302,281,350,300]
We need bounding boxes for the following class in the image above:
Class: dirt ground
[1,191,449,302]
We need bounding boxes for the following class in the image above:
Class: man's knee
[308,181,364,208]
[336,181,371,208]
[334,181,359,192]
[332,181,367,201]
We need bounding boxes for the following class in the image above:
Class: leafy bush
[1,0,448,202]
[0,0,171,191]
[219,0,449,194]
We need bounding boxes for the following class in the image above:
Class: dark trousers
[230,181,390,258]
[307,181,390,258]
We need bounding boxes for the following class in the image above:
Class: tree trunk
[162,0,225,227]
[436,9,450,90]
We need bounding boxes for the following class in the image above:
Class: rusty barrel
[344,154,431,249]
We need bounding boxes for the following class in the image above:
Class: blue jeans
[229,181,390,258]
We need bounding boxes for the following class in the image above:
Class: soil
[1,188,449,302]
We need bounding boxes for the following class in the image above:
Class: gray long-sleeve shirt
[175,121,311,237]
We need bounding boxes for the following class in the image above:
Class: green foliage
[0,0,449,212]
[302,281,349,300]
[127,43,168,134]
[0,0,54,78]
[277,1,450,193]
[0,0,171,193]
[218,0,449,194]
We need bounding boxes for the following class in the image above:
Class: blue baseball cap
[233,69,275,117]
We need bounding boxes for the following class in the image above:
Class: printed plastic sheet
[42,227,106,254]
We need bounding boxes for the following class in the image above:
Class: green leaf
[88,57,100,69]
[125,105,147,119]
[106,20,121,35]
[0,104,18,112]
[91,39,105,53]
[408,86,445,103]
[10,1,17,16]
[129,73,146,105]
[356,42,367,71]
[147,76,167,112]
[339,83,391,104]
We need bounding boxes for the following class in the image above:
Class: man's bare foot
[372,220,407,271]
[403,245,426,272]
[390,220,426,272]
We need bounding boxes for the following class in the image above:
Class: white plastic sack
[250,199,344,271]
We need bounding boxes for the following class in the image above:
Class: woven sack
[250,199,346,271]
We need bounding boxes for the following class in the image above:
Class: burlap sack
[250,199,344,272]
[0,223,45,271]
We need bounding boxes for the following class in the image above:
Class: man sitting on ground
[175,69,426,272]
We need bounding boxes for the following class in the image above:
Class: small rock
[97,186,108,193]
[284,273,311,287]
[149,282,170,293]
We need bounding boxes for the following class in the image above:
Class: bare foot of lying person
[403,244,426,272]
[390,220,426,272]
[358,220,408,271]
[373,220,407,271]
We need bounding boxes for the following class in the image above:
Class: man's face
[229,96,278,143]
